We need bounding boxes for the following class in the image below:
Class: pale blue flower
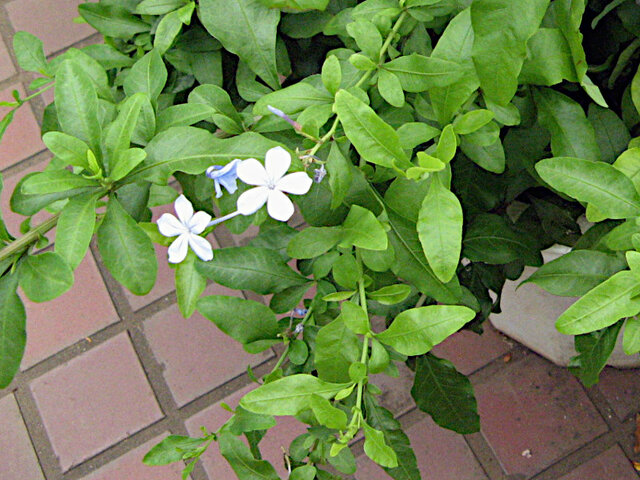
[157,195,213,263]
[206,159,242,198]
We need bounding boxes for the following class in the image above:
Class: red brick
[6,0,96,56]
[22,252,119,369]
[0,37,16,81]
[30,333,163,471]
[185,386,307,479]
[0,85,45,170]
[356,413,487,480]
[432,323,512,375]
[475,354,608,478]
[559,445,638,480]
[597,367,640,421]
[82,433,189,480]
[143,293,273,406]
[0,394,45,480]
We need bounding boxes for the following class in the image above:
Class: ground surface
[1,2,640,479]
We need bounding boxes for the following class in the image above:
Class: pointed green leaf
[383,54,464,93]
[42,132,91,170]
[287,226,342,259]
[21,170,99,195]
[55,193,98,270]
[0,273,26,388]
[570,321,622,387]
[218,432,280,480]
[314,316,361,382]
[19,252,74,302]
[79,3,150,38]
[176,251,206,318]
[310,394,348,430]
[123,50,168,102]
[13,31,49,74]
[367,284,411,306]
[623,316,640,355]
[340,205,387,251]
[363,422,398,468]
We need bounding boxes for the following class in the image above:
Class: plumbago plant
[2,0,640,478]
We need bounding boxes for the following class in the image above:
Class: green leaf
[196,246,308,294]
[55,60,102,158]
[240,374,349,415]
[287,226,342,259]
[136,0,189,15]
[56,48,113,102]
[521,250,627,297]
[588,105,630,165]
[459,136,505,174]
[326,143,352,209]
[175,251,206,318]
[463,214,542,266]
[346,19,382,58]
[369,338,390,374]
[154,10,183,55]
[78,3,150,38]
[197,295,280,350]
[470,0,550,105]
[109,148,147,182]
[104,93,146,172]
[322,290,356,302]
[19,252,74,302]
[21,170,98,195]
[218,432,280,480]
[310,394,348,430]
[367,284,411,305]
[376,305,475,356]
[97,196,158,296]
[556,271,640,335]
[0,273,26,389]
[377,69,404,108]
[453,109,494,135]
[519,28,577,86]
[383,54,464,93]
[200,0,280,89]
[82,44,135,69]
[411,354,480,433]
[570,321,622,387]
[55,193,98,270]
[189,84,244,127]
[123,50,168,102]
[42,132,91,170]
[335,89,411,169]
[0,110,15,144]
[314,316,361,382]
[340,205,387,251]
[143,435,208,465]
[623,316,640,355]
[155,103,216,133]
[397,123,440,150]
[321,55,342,95]
[535,157,640,219]
[228,406,276,434]
[269,283,312,314]
[386,209,463,304]
[290,465,317,480]
[258,0,330,11]
[13,31,49,74]
[340,300,370,334]
[364,395,422,480]
[534,88,600,162]
[332,253,360,290]
[418,175,462,283]
[429,8,480,124]
[363,422,398,468]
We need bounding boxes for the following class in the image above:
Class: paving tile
[475,354,608,478]
[559,445,638,480]
[143,290,273,406]
[186,386,307,479]
[124,205,221,311]
[6,0,96,56]
[82,433,189,480]
[370,363,417,417]
[0,394,45,480]
[30,333,163,471]
[0,85,45,170]
[597,367,640,421]
[356,412,488,480]
[0,36,16,82]
[22,252,119,369]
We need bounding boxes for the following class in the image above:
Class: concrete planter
[490,245,640,368]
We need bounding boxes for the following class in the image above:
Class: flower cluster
[158,147,312,264]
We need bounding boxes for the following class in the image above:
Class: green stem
[354,249,371,424]
[0,213,60,263]
[21,83,55,104]
[267,306,314,375]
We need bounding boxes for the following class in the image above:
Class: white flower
[236,146,313,222]
[157,195,214,263]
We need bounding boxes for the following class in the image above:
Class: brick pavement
[0,1,640,479]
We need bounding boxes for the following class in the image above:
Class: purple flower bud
[294,323,305,334]
[267,105,301,130]
[313,164,326,183]
[206,159,241,198]
[294,308,308,317]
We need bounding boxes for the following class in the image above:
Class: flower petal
[265,146,291,183]
[276,171,313,195]
[237,158,269,186]
[167,234,189,264]
[267,189,295,222]
[188,211,212,234]
[237,186,269,215]
[157,213,187,237]
[188,234,214,261]
[174,194,194,225]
